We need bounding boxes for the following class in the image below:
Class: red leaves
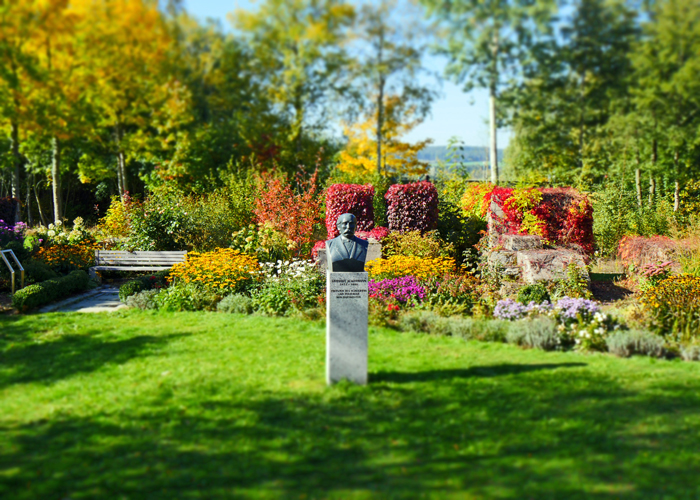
[325,184,375,238]
[487,185,595,255]
[253,171,321,258]
[385,181,439,233]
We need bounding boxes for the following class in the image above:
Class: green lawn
[1,311,700,499]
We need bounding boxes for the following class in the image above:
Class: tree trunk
[489,29,499,185]
[33,174,47,226]
[376,76,385,176]
[51,136,62,222]
[488,85,498,184]
[635,168,642,208]
[118,151,128,196]
[10,120,22,222]
[115,125,128,196]
[649,176,656,206]
[25,175,33,226]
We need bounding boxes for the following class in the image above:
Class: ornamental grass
[169,248,260,293]
[366,255,455,280]
[640,275,700,342]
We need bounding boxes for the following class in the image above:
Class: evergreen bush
[12,270,90,312]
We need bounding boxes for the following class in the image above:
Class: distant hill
[417,145,504,163]
[417,145,504,180]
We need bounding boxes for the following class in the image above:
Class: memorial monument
[325,213,369,385]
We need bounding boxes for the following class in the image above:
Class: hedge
[385,181,439,233]
[12,270,90,312]
[325,184,375,238]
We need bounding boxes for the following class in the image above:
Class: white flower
[47,230,56,237]
[48,223,55,230]
[594,312,607,322]
[55,220,62,226]
[594,327,605,335]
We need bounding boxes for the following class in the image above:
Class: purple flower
[369,275,425,304]
[555,296,600,320]
[494,299,528,320]
[525,300,553,314]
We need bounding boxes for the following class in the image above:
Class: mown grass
[1,310,700,499]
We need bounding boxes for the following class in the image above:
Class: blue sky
[182,0,511,148]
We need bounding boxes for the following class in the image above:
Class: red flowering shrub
[325,184,375,238]
[561,198,594,254]
[487,186,595,255]
[618,235,678,269]
[356,226,390,242]
[385,181,439,233]
[254,171,322,258]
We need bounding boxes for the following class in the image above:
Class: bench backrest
[95,250,187,266]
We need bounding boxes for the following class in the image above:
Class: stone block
[316,240,381,272]
[502,235,543,251]
[488,250,517,268]
[517,249,588,284]
[326,271,368,385]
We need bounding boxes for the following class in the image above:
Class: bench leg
[89,267,101,284]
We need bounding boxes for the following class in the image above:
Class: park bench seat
[89,250,187,282]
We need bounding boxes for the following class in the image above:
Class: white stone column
[326,271,368,385]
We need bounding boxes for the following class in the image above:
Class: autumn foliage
[471,184,595,255]
[385,181,439,233]
[253,171,322,258]
[325,184,375,238]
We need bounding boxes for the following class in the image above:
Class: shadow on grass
[371,362,587,383]
[0,317,187,389]
[3,361,700,499]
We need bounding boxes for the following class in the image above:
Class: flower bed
[169,248,260,293]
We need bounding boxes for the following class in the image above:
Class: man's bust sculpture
[326,213,369,272]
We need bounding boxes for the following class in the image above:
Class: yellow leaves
[338,94,432,177]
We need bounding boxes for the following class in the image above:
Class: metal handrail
[1,249,25,294]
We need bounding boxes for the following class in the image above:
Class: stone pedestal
[326,271,368,385]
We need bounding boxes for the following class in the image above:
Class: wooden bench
[89,250,187,282]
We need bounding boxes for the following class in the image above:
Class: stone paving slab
[41,285,127,313]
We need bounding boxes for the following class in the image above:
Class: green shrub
[419,273,478,317]
[551,262,591,300]
[12,270,90,311]
[517,283,550,305]
[606,329,665,358]
[125,289,160,310]
[217,294,254,314]
[399,312,509,342]
[155,282,222,312]
[592,182,675,257]
[506,318,560,351]
[251,269,324,316]
[20,260,59,284]
[382,230,453,259]
[119,280,148,302]
[118,271,170,303]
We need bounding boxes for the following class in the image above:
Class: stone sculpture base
[326,271,368,385]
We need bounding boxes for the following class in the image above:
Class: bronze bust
[326,213,368,272]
